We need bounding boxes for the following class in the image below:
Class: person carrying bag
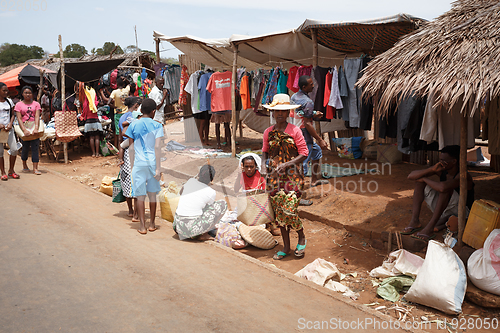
[14,86,43,175]
[0,82,21,180]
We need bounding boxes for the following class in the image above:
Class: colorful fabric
[178,65,189,106]
[292,65,313,91]
[277,68,288,94]
[271,190,302,230]
[262,123,308,157]
[173,200,228,240]
[263,68,280,104]
[240,75,251,110]
[206,71,232,112]
[265,129,304,198]
[286,66,299,93]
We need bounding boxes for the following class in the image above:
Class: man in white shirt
[149,78,168,124]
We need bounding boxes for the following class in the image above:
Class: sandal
[295,241,307,257]
[33,170,41,175]
[1,175,8,181]
[8,172,20,179]
[400,226,422,235]
[22,168,30,173]
[311,179,329,187]
[411,233,436,242]
[273,251,288,260]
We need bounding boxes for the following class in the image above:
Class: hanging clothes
[323,71,335,119]
[263,68,280,104]
[163,65,182,104]
[378,103,398,139]
[178,65,189,106]
[358,58,373,130]
[240,74,251,110]
[402,96,434,152]
[328,67,343,110]
[313,66,329,115]
[185,71,202,115]
[397,93,418,154]
[286,66,299,93]
[343,59,362,128]
[420,92,477,149]
[252,69,263,100]
[487,97,500,154]
[197,72,212,112]
[277,68,288,94]
[292,65,313,91]
[206,71,232,112]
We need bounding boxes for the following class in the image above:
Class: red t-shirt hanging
[206,71,232,112]
[286,66,299,93]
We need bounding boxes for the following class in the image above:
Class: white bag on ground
[468,229,500,296]
[405,240,467,315]
[370,249,424,278]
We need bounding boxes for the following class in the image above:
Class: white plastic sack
[295,258,359,299]
[405,241,467,315]
[369,249,424,278]
[468,229,500,296]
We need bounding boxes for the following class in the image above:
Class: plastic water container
[463,200,500,249]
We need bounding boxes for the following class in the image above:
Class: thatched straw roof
[357,0,500,117]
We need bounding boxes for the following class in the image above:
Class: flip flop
[8,172,20,179]
[148,226,157,232]
[22,168,30,173]
[400,226,422,235]
[1,175,8,181]
[137,229,147,235]
[311,179,329,187]
[411,233,436,242]
[33,170,41,175]
[273,251,288,260]
[295,240,307,257]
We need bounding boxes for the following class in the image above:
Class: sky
[0,0,454,59]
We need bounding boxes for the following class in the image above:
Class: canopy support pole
[155,38,161,65]
[458,105,469,246]
[231,43,239,158]
[58,35,68,164]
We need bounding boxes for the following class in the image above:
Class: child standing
[125,98,164,234]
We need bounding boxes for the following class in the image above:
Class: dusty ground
[34,118,500,331]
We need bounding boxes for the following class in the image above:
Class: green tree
[0,44,44,66]
[64,43,87,58]
[160,57,179,65]
[94,42,124,56]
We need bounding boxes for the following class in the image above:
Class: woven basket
[238,224,277,250]
[377,143,402,164]
[54,111,82,143]
[237,192,274,226]
[0,129,8,143]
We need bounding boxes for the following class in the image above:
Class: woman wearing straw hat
[262,94,309,260]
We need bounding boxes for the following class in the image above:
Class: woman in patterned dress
[262,94,309,260]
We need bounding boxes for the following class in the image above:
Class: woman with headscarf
[261,94,309,260]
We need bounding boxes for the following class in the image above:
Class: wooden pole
[37,69,44,103]
[58,35,68,164]
[231,43,238,158]
[155,38,161,65]
[458,104,469,246]
[134,26,141,68]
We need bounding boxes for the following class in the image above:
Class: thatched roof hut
[357,0,500,116]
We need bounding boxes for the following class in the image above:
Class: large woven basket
[237,192,274,226]
[377,143,402,164]
[238,224,277,250]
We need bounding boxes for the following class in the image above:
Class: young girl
[0,82,20,180]
[234,153,265,194]
[77,82,102,158]
[15,86,42,175]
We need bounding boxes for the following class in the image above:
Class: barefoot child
[125,98,164,234]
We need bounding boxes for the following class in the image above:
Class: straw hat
[238,224,278,250]
[263,94,300,110]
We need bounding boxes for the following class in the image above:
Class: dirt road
[0,169,415,332]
